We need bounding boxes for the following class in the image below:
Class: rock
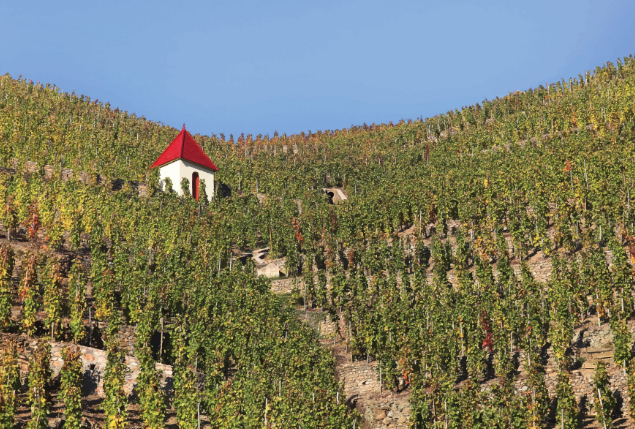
[256,262,282,278]
[48,417,65,429]
[375,409,386,420]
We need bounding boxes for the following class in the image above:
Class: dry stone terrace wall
[270,277,296,293]
[1,334,173,397]
[326,337,411,428]
[269,227,556,301]
[512,319,635,419]
[274,227,630,428]
[359,394,411,429]
[319,318,338,339]
[6,302,138,358]
[4,158,148,196]
[317,310,635,428]
[335,358,411,428]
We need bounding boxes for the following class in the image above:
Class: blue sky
[2,0,634,138]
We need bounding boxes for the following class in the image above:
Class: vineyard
[1,54,635,428]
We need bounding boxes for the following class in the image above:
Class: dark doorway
[192,172,200,200]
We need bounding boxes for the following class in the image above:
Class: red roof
[150,125,218,172]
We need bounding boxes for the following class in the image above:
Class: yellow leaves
[106,416,126,429]
[570,111,578,128]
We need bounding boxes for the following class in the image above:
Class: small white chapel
[150,125,218,202]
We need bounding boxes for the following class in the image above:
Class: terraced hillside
[1,55,635,428]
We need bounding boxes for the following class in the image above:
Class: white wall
[159,161,181,194]
[159,159,215,202]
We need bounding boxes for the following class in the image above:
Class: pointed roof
[150,125,218,172]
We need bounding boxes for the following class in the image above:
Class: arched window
[192,172,199,201]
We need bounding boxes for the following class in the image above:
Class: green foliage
[67,258,87,343]
[0,244,15,330]
[627,357,635,422]
[170,320,199,429]
[198,178,209,204]
[0,341,20,427]
[42,255,64,339]
[610,316,632,368]
[173,362,199,429]
[181,177,191,198]
[91,243,116,322]
[136,358,166,429]
[548,254,575,370]
[103,341,129,429]
[593,361,616,428]
[0,177,19,242]
[163,177,174,194]
[27,340,51,429]
[59,345,83,429]
[525,352,549,427]
[19,253,39,336]
[555,370,579,429]
[136,308,166,429]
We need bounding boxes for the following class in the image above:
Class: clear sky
[2,0,634,138]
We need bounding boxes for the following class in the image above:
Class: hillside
[0,54,634,428]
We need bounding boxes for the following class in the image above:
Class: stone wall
[317,307,635,429]
[358,394,411,429]
[4,158,148,197]
[270,277,297,293]
[338,360,380,398]
[319,319,338,339]
[320,315,411,429]
[3,334,173,397]
[511,320,633,419]
[330,340,410,429]
[345,318,635,428]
